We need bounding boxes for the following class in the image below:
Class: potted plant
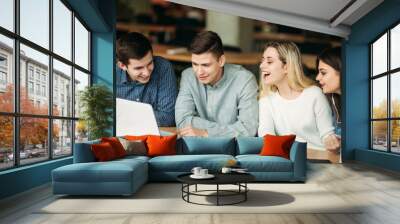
[79,84,113,140]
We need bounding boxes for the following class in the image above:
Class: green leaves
[79,84,113,140]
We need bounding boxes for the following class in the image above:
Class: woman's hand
[324,134,341,153]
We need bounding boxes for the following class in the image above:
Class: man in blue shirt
[116,32,177,126]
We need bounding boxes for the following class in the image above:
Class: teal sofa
[52,137,306,196]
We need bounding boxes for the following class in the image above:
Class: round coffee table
[177,172,255,206]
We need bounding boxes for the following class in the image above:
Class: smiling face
[259,47,287,86]
[316,60,341,94]
[118,51,154,84]
[191,52,225,85]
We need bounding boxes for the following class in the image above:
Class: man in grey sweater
[175,31,258,137]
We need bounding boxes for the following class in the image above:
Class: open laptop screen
[116,98,160,136]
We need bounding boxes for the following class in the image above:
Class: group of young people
[116,31,342,162]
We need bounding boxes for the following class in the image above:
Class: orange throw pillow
[146,135,177,157]
[124,135,150,142]
[91,142,117,161]
[101,137,126,158]
[260,134,296,159]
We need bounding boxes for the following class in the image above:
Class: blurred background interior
[117,0,342,80]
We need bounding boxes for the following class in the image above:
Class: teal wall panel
[0,158,72,199]
[344,0,400,171]
[355,148,400,172]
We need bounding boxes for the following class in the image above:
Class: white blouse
[258,86,335,150]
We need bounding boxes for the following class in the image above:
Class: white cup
[221,167,232,174]
[191,167,202,176]
[200,169,208,176]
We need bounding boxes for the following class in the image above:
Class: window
[53,0,72,60]
[54,93,58,105]
[0,35,13,113]
[74,69,89,119]
[35,70,41,81]
[41,73,46,83]
[0,54,7,67]
[0,54,7,86]
[371,22,400,154]
[28,81,34,94]
[0,71,6,80]
[0,71,7,92]
[75,17,89,70]
[20,0,49,49]
[28,67,34,80]
[36,83,40,95]
[42,85,46,97]
[53,59,72,117]
[0,0,14,32]
[0,0,91,170]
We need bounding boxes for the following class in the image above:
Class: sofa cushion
[91,142,118,161]
[101,137,127,158]
[177,137,235,155]
[236,155,293,172]
[147,135,177,157]
[52,158,147,183]
[260,134,296,159]
[148,154,235,172]
[118,138,147,156]
[124,135,149,142]
[236,137,263,155]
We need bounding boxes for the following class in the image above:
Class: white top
[258,86,334,150]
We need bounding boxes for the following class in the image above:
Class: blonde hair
[259,41,315,98]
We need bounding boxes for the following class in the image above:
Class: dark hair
[317,47,342,122]
[116,32,153,65]
[316,47,341,72]
[189,31,224,58]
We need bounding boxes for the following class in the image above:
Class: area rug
[37,183,361,214]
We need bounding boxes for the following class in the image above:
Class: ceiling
[168,0,384,38]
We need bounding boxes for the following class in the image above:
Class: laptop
[116,98,160,136]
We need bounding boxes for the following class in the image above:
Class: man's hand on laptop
[178,126,208,137]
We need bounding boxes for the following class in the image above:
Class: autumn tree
[372,100,387,140]
[0,84,60,151]
[372,99,400,143]
[0,85,14,149]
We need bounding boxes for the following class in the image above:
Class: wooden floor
[1,162,400,224]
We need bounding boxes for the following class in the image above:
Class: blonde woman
[258,41,340,163]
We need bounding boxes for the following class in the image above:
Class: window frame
[370,19,400,154]
[0,0,92,171]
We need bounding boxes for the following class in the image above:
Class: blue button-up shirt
[116,56,177,126]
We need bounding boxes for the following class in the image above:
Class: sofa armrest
[73,140,100,163]
[289,141,307,181]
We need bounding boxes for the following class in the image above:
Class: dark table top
[177,172,255,185]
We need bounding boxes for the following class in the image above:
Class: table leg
[181,184,183,199]
[245,183,247,201]
[187,184,190,202]
[217,184,219,206]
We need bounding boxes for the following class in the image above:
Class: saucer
[190,174,215,179]
[232,170,249,174]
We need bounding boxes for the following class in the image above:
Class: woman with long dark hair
[316,47,342,163]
